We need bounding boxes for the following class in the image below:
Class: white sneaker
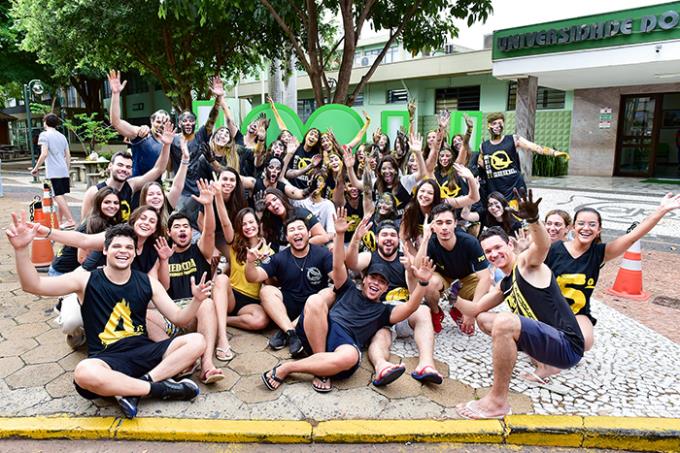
[66,326,86,349]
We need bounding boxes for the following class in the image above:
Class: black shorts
[231,289,259,315]
[51,177,70,196]
[295,313,361,380]
[74,335,172,400]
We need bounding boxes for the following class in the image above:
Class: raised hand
[659,192,680,213]
[422,213,432,240]
[107,70,127,94]
[311,154,323,168]
[510,188,542,223]
[333,206,352,234]
[154,236,175,261]
[210,76,225,98]
[246,239,267,263]
[253,190,266,213]
[464,114,473,130]
[5,211,40,250]
[409,133,423,152]
[159,120,175,145]
[407,98,417,116]
[201,142,216,163]
[362,110,371,124]
[286,139,297,154]
[510,228,531,253]
[372,127,382,144]
[211,180,223,201]
[192,179,214,206]
[453,163,473,180]
[191,272,213,303]
[342,147,355,168]
[553,151,570,161]
[137,125,151,138]
[411,256,435,283]
[438,109,451,129]
[302,175,320,197]
[354,214,373,240]
[257,113,270,130]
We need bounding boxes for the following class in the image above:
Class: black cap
[376,220,398,234]
[365,263,389,282]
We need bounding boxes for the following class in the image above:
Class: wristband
[418,280,429,287]
[525,216,540,224]
[47,227,52,238]
[181,159,190,166]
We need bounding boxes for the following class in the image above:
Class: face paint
[488,119,504,139]
[179,112,196,135]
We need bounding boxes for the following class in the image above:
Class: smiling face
[100,193,120,219]
[488,118,504,138]
[103,235,136,270]
[377,194,394,216]
[546,214,569,243]
[379,161,396,185]
[481,234,514,274]
[426,131,437,148]
[265,193,286,217]
[377,227,398,258]
[247,120,258,134]
[328,153,342,172]
[169,217,192,249]
[378,134,388,150]
[452,135,463,151]
[179,112,196,135]
[213,127,231,147]
[487,197,504,220]
[286,219,309,251]
[145,184,165,211]
[305,129,319,147]
[320,134,333,152]
[110,155,133,183]
[133,209,158,239]
[345,182,360,199]
[361,273,389,301]
[220,170,238,195]
[280,130,294,144]
[407,152,418,174]
[573,211,601,246]
[241,212,259,239]
[150,111,170,135]
[416,182,436,208]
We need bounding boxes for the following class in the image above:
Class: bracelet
[47,227,52,238]
[525,216,540,224]
[181,159,190,166]
[418,280,429,287]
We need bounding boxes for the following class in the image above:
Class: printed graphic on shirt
[99,299,144,346]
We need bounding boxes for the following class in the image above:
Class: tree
[63,113,119,154]
[257,0,494,106]
[12,0,287,111]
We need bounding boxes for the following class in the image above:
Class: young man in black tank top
[453,190,584,419]
[7,218,211,419]
[346,217,442,386]
[477,112,570,207]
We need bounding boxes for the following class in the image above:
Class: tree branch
[259,0,312,75]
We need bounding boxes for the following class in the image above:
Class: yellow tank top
[229,243,271,298]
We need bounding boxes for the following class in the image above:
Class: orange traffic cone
[605,239,650,301]
[29,198,54,269]
[42,183,60,230]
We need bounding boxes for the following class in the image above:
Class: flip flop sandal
[215,347,234,362]
[261,365,283,391]
[372,364,406,387]
[411,366,443,385]
[312,376,332,393]
[175,359,200,380]
[201,368,225,384]
[520,371,569,395]
[457,400,512,420]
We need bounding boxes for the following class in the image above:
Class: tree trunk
[268,58,285,103]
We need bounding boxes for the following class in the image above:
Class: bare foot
[312,376,332,392]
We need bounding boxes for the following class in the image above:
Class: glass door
[615,95,660,177]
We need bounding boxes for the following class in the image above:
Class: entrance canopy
[492,2,680,90]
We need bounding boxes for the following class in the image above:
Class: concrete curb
[0,416,678,451]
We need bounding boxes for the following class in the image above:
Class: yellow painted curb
[583,416,680,452]
[313,419,504,443]
[505,415,583,447]
[0,416,117,440]
[114,418,312,443]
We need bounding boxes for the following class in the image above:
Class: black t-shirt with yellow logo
[168,243,211,300]
[427,230,489,281]
[82,268,151,355]
[480,135,526,202]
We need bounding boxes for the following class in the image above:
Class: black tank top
[370,251,408,302]
[97,181,133,221]
[81,268,152,355]
[501,265,584,356]
[344,199,364,244]
[480,135,526,201]
[51,223,87,273]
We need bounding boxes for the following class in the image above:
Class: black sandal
[261,365,283,391]
[312,376,332,393]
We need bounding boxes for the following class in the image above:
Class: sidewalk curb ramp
[0,415,679,450]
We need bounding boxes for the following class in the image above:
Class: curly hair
[232,208,260,264]
[400,179,441,243]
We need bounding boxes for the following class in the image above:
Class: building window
[435,86,481,111]
[507,82,565,110]
[297,98,316,123]
[352,91,364,106]
[386,88,408,104]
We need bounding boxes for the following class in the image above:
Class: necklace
[292,253,308,272]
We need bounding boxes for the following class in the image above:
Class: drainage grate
[652,296,680,309]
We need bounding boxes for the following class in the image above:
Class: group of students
[8,70,680,420]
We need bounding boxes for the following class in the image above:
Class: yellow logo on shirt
[99,299,143,346]
[489,151,513,171]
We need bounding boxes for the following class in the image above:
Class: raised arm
[345,214,373,272]
[212,180,234,245]
[515,135,570,161]
[33,222,105,250]
[389,256,434,324]
[446,164,480,209]
[150,272,211,327]
[409,133,428,181]
[604,193,680,262]
[512,189,549,268]
[347,111,371,149]
[331,207,350,289]
[107,70,140,139]
[455,114,473,165]
[219,94,239,140]
[206,76,225,137]
[128,119,174,192]
[7,212,88,297]
[244,242,270,283]
[167,136,190,208]
[267,95,288,131]
[195,179,216,260]
[342,146,363,190]
[407,99,416,137]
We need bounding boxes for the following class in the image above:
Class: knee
[184,332,207,355]
[251,310,270,330]
[198,298,216,317]
[74,362,101,389]
[371,327,392,346]
[334,348,359,370]
[259,285,280,304]
[491,313,519,337]
[304,295,327,317]
[214,274,229,290]
[412,305,431,324]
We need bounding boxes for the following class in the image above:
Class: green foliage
[29,102,52,115]
[62,113,119,153]
[532,153,569,177]
[12,0,287,109]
